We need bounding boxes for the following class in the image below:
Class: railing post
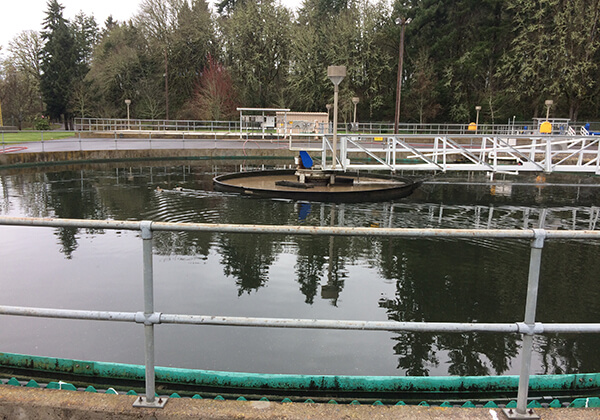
[545,138,552,173]
[505,229,545,419]
[133,221,167,408]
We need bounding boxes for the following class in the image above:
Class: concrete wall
[0,148,297,169]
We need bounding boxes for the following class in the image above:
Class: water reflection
[219,233,281,295]
[1,162,600,376]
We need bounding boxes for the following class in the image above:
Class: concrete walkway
[0,133,311,154]
[1,385,599,420]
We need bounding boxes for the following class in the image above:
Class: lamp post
[327,66,346,170]
[125,99,132,130]
[545,99,553,121]
[352,97,360,131]
[475,106,481,134]
[394,17,411,135]
[326,104,332,133]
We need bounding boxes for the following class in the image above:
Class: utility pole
[164,48,169,121]
[394,17,411,135]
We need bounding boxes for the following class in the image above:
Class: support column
[133,221,167,408]
[503,229,545,419]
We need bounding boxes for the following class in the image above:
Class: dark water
[1,160,599,377]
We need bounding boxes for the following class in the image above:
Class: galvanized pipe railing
[1,216,600,416]
[2,305,599,334]
[72,118,592,137]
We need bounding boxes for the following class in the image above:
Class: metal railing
[74,118,597,137]
[74,118,241,133]
[1,216,600,416]
[310,133,600,175]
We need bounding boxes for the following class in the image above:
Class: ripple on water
[143,189,228,224]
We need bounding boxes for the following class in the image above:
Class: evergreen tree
[405,49,440,123]
[500,0,600,120]
[70,12,99,118]
[221,0,292,107]
[24,0,600,123]
[40,0,78,129]
[169,0,217,117]
[404,0,511,122]
[289,0,393,120]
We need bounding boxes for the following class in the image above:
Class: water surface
[1,161,599,377]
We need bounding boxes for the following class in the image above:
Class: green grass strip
[0,132,76,143]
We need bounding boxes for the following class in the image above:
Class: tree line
[1,0,599,129]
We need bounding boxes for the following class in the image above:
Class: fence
[1,216,600,416]
[73,118,595,137]
[74,118,241,133]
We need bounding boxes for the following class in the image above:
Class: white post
[333,84,339,169]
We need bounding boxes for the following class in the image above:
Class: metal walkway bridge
[294,131,600,175]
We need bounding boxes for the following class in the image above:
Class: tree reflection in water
[377,237,525,376]
[2,162,600,376]
[219,233,279,295]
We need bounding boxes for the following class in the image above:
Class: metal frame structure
[1,216,600,418]
[236,108,290,139]
[317,134,600,175]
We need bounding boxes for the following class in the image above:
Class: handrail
[4,215,600,239]
[73,117,596,137]
[314,134,600,175]
[1,216,599,416]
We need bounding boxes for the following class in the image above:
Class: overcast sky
[0,0,301,55]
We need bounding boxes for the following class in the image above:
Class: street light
[125,99,132,130]
[327,65,346,170]
[352,97,360,131]
[326,104,332,133]
[394,17,411,135]
[475,105,481,134]
[538,100,554,134]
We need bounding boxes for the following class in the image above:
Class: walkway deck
[1,385,599,420]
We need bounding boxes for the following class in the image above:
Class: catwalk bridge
[301,131,600,176]
[8,117,593,176]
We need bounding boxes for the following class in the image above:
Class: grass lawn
[0,131,76,143]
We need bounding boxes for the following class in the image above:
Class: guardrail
[73,118,596,137]
[74,118,241,133]
[0,216,599,417]
[308,133,600,176]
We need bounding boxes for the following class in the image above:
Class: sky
[0,0,301,55]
